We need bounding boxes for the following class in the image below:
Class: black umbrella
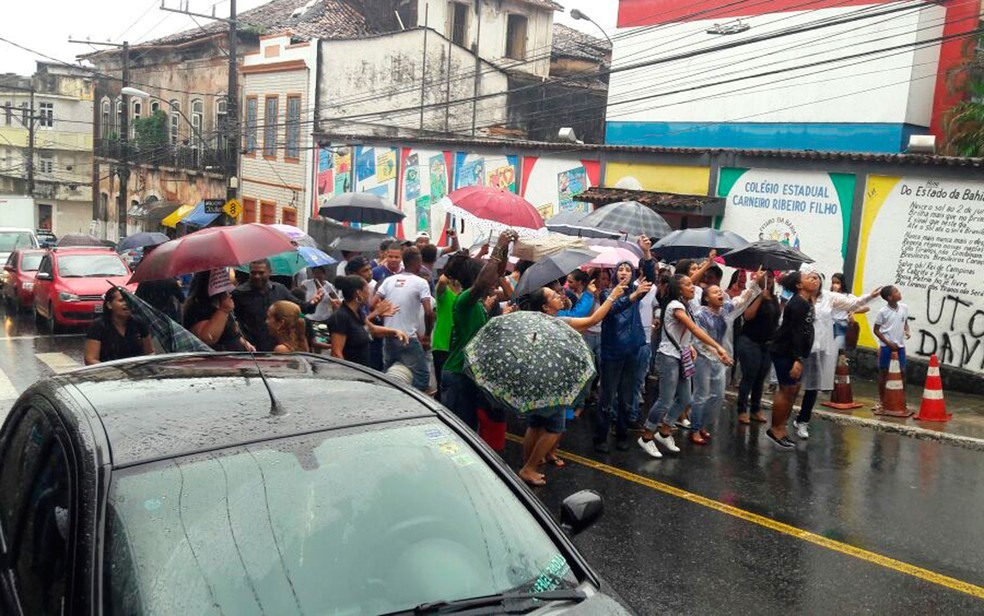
[545,211,621,239]
[514,248,599,298]
[118,232,170,252]
[652,228,750,262]
[57,233,110,248]
[329,230,394,252]
[579,201,673,240]
[319,192,406,225]
[722,240,814,271]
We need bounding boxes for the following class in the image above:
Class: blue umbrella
[237,246,337,276]
[119,232,170,252]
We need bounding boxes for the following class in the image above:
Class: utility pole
[471,0,482,137]
[26,87,35,196]
[69,38,131,239]
[161,0,239,225]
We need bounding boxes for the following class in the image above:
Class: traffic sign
[203,199,225,214]
[223,198,242,219]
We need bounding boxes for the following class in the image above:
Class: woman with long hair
[518,283,625,485]
[735,270,780,424]
[266,300,311,353]
[84,286,154,365]
[183,270,253,352]
[638,274,733,458]
[329,275,407,366]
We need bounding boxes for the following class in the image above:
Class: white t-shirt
[376,273,432,336]
[875,303,908,347]
[302,279,337,322]
[657,300,693,359]
[638,284,658,344]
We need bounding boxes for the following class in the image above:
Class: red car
[33,248,136,332]
[2,249,46,312]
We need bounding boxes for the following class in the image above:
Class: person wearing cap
[415,227,459,256]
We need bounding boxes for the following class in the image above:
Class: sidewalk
[724,377,984,451]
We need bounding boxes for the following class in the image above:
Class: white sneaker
[675,418,691,430]
[637,437,663,458]
[795,422,810,440]
[654,431,680,453]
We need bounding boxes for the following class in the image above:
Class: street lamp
[570,9,612,47]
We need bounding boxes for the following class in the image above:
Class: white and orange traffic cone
[873,351,913,418]
[822,354,863,410]
[915,354,951,422]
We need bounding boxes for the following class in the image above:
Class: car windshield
[104,420,578,615]
[21,253,43,271]
[0,232,36,251]
[57,254,128,277]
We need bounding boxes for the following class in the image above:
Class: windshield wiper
[408,589,587,614]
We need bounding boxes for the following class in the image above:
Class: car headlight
[23,281,33,291]
[59,292,80,302]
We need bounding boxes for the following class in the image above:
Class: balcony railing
[95,139,230,173]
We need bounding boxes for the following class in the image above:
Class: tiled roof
[551,23,611,63]
[143,0,372,47]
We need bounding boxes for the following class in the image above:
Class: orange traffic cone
[915,354,951,422]
[822,354,863,410]
[873,350,913,417]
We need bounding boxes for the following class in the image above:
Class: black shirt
[86,318,150,363]
[329,304,371,366]
[769,295,815,361]
[741,295,780,345]
[183,302,247,352]
[232,282,309,352]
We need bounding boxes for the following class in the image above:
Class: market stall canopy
[161,204,196,228]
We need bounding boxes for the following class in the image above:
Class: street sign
[203,199,225,214]
[223,198,242,219]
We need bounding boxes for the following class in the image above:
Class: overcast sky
[0,0,620,76]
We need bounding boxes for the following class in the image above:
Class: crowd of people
[83,224,906,486]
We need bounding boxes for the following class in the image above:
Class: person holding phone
[301,266,341,325]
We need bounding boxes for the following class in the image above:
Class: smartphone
[327,289,340,301]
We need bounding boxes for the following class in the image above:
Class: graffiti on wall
[521,158,601,219]
[857,176,984,373]
[400,148,452,240]
[717,168,855,278]
[315,147,352,209]
[454,153,518,192]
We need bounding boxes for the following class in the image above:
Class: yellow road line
[504,434,984,600]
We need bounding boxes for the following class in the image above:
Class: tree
[134,110,168,150]
[942,80,984,157]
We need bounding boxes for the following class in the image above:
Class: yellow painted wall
[0,128,29,148]
[604,162,710,196]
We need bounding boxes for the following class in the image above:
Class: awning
[576,188,725,216]
[181,201,221,227]
[162,204,196,228]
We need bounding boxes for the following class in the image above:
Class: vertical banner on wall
[315,147,353,213]
[399,148,452,240]
[716,168,855,278]
[351,145,400,234]
[856,176,984,373]
[521,157,601,219]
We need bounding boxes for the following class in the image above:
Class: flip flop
[522,475,547,487]
[544,456,566,468]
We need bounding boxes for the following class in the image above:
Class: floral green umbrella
[463,311,596,415]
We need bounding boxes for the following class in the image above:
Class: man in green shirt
[440,229,518,430]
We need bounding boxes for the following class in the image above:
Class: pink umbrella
[583,246,640,269]
[441,186,547,238]
[130,223,296,283]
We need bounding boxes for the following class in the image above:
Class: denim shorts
[772,356,801,387]
[527,409,567,434]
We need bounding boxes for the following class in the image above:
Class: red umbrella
[441,186,546,238]
[129,224,296,283]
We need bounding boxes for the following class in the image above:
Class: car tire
[47,303,61,334]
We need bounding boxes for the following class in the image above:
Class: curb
[723,391,984,452]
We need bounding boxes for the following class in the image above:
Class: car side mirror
[560,490,603,536]
[35,272,51,281]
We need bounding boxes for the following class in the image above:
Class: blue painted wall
[605,122,927,153]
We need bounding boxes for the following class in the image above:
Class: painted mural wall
[521,157,602,220]
[399,148,453,241]
[855,175,984,374]
[717,168,855,278]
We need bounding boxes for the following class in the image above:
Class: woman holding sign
[183,269,255,352]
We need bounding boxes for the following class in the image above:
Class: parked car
[35,229,57,249]
[32,248,135,332]
[1,249,46,312]
[0,353,630,615]
[0,227,39,267]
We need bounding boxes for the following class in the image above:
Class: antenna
[248,352,287,416]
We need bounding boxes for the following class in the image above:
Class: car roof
[0,227,36,233]
[57,353,441,467]
[51,248,120,256]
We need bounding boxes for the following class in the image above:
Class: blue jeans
[736,335,771,414]
[645,352,693,431]
[440,370,482,430]
[691,354,726,432]
[593,350,639,443]
[384,337,430,391]
[629,343,652,423]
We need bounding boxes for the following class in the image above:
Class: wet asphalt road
[2,306,983,614]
